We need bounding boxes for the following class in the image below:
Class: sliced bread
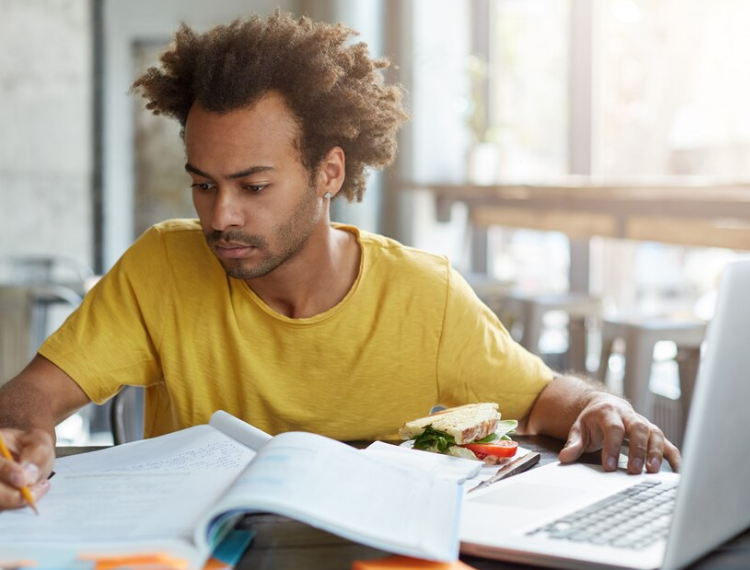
[399,402,501,445]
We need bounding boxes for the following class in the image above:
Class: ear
[316,146,345,199]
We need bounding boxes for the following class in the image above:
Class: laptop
[460,258,750,570]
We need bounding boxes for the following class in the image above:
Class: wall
[0,0,396,270]
[0,0,93,268]
[101,0,299,270]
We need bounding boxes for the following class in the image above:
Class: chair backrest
[0,255,94,285]
[110,386,144,445]
[0,286,34,386]
[0,256,91,375]
[0,283,86,387]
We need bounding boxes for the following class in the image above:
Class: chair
[110,386,144,445]
[597,315,707,447]
[0,286,34,386]
[0,279,90,445]
[0,255,94,285]
[0,284,84,386]
[28,284,84,352]
[0,256,93,346]
[498,291,602,372]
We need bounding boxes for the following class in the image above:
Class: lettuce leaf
[474,419,518,444]
[412,426,456,453]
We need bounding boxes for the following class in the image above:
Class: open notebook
[460,258,750,570]
[0,411,462,568]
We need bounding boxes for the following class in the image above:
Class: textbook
[0,411,461,569]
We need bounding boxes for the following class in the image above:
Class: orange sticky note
[352,555,478,570]
[0,560,35,569]
[79,553,189,570]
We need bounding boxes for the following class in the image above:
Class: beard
[205,186,321,281]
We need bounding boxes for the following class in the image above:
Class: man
[0,11,680,512]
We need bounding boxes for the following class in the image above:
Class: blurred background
[1,0,749,445]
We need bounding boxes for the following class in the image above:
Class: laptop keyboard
[527,480,678,550]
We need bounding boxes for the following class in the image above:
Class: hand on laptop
[558,393,682,474]
[0,427,54,511]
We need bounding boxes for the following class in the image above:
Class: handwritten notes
[56,425,256,474]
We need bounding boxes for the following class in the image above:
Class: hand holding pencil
[0,428,53,514]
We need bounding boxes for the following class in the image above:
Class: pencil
[0,431,39,515]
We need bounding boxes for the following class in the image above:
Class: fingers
[15,429,55,477]
[30,478,52,501]
[642,425,665,474]
[624,418,650,474]
[558,422,587,463]
[646,427,682,473]
[0,482,29,510]
[562,394,681,475]
[0,456,27,490]
[0,478,51,511]
[0,457,36,511]
[573,396,625,471]
[599,416,626,472]
[623,416,682,474]
[0,428,55,512]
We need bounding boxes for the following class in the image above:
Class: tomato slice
[462,440,519,458]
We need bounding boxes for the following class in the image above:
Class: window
[488,0,570,179]
[597,0,750,178]
[410,0,749,369]
[592,0,749,316]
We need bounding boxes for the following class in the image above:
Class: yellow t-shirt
[40,219,553,440]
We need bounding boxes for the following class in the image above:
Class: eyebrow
[185,163,275,180]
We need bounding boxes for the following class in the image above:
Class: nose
[209,187,245,232]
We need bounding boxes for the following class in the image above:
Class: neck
[246,223,360,319]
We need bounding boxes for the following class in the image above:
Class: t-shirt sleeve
[38,227,169,404]
[436,266,554,421]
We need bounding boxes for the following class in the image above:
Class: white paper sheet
[362,440,482,483]
[55,424,256,474]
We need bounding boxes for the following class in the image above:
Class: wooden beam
[471,207,617,240]
[626,217,750,250]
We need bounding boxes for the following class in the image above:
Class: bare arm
[521,374,681,474]
[0,355,91,510]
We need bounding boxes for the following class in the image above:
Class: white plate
[399,439,530,465]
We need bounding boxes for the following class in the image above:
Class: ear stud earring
[323,192,333,200]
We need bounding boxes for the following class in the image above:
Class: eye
[243,184,267,193]
[191,182,215,192]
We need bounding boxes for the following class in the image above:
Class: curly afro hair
[131,10,408,202]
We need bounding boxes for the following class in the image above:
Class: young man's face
[184,92,325,280]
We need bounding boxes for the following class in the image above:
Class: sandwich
[399,403,518,464]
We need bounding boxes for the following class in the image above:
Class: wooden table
[421,180,750,250]
[420,180,750,370]
[58,438,750,570]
